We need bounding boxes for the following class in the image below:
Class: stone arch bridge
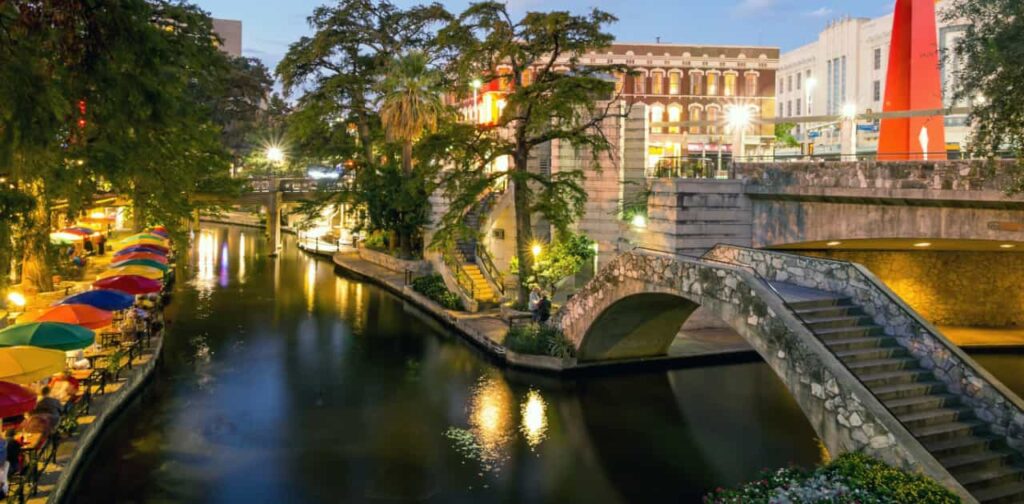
[554,245,1024,503]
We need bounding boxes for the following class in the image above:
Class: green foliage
[945,0,1024,162]
[705,453,960,504]
[362,232,387,251]
[431,3,629,304]
[774,123,800,148]
[412,274,464,311]
[504,324,576,359]
[517,233,596,297]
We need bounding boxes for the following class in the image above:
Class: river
[68,224,1024,503]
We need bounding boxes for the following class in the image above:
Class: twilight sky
[195,0,896,77]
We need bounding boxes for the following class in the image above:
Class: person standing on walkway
[97,233,106,255]
[537,294,552,323]
[529,285,542,322]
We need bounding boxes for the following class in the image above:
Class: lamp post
[805,77,817,158]
[265,145,286,257]
[726,105,752,163]
[841,103,858,162]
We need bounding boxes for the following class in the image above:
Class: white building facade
[777,2,969,155]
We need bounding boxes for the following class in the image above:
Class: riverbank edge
[48,332,165,504]
[326,250,757,376]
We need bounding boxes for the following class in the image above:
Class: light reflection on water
[520,389,548,449]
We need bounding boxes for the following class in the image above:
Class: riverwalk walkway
[328,250,754,372]
[3,249,167,503]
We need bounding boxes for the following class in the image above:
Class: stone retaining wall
[357,248,432,275]
[707,245,1024,458]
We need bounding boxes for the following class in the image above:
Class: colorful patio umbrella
[93,275,162,295]
[0,382,36,418]
[114,245,168,256]
[149,228,170,238]
[111,252,168,264]
[49,231,85,244]
[20,304,113,330]
[0,322,94,351]
[0,347,66,384]
[58,289,135,311]
[98,265,164,281]
[111,259,169,272]
[59,227,93,236]
[122,233,168,243]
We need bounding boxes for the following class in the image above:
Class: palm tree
[379,51,446,176]
[378,51,446,257]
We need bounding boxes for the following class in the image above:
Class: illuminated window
[668,105,681,133]
[689,107,702,134]
[634,74,645,94]
[706,107,719,135]
[614,72,624,94]
[522,69,534,87]
[707,73,718,96]
[652,72,664,94]
[669,72,681,95]
[690,72,703,95]
[724,73,736,97]
[745,73,758,96]
[650,104,665,133]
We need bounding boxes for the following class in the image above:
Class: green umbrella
[0,322,95,351]
[123,233,168,243]
[111,258,169,272]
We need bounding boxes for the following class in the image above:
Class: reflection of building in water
[520,389,548,449]
[196,230,218,295]
[469,375,514,470]
[305,260,317,313]
[238,233,247,283]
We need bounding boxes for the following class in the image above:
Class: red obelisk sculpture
[877,0,946,161]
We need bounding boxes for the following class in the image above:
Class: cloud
[805,6,834,17]
[734,0,776,16]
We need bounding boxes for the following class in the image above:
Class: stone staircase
[452,191,501,304]
[462,264,496,302]
[784,289,1024,504]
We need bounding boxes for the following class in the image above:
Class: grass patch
[411,274,464,311]
[505,324,576,359]
[705,452,960,503]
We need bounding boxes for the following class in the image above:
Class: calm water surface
[70,225,831,503]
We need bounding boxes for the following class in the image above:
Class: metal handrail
[477,243,505,296]
[443,249,475,300]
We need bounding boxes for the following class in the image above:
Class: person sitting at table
[4,430,21,477]
[21,410,57,437]
[69,349,91,370]
[33,386,63,419]
[47,374,80,404]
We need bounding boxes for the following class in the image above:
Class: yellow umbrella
[0,346,66,384]
[117,238,168,249]
[98,265,164,281]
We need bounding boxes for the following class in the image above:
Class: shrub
[704,453,960,504]
[362,232,387,251]
[412,274,464,311]
[505,324,576,359]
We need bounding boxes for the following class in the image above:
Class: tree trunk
[399,141,414,258]
[132,186,146,232]
[20,187,52,293]
[512,150,532,307]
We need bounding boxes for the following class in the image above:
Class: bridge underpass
[555,245,1024,503]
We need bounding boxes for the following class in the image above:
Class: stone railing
[706,244,1024,455]
[736,160,1023,205]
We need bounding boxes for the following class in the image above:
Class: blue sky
[196,0,895,76]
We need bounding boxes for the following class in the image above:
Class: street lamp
[726,105,752,162]
[266,145,285,164]
[531,242,543,258]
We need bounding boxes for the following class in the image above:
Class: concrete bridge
[555,245,1024,503]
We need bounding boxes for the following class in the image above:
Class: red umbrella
[23,304,113,330]
[0,381,36,418]
[93,275,162,295]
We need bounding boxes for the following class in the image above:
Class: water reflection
[304,260,316,313]
[468,374,514,471]
[237,233,246,284]
[520,389,548,449]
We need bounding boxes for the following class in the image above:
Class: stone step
[787,297,853,311]
[924,433,1004,458]
[846,357,920,374]
[898,405,973,429]
[912,419,985,444]
[859,369,933,387]
[795,305,864,320]
[941,450,1015,475]
[886,393,960,415]
[825,336,897,352]
[803,315,874,330]
[834,345,908,362]
[872,381,945,401]
[815,325,886,340]
[956,465,1024,491]
[974,481,1024,503]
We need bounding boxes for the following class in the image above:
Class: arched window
[706,72,719,96]
[669,71,681,95]
[668,104,682,134]
[706,106,720,135]
[633,73,646,94]
[744,72,759,96]
[689,71,703,96]
[688,106,702,134]
[724,73,737,97]
[651,71,664,95]
[614,72,624,94]
[650,104,665,133]
[522,68,534,87]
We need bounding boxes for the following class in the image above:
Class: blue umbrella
[114,245,168,256]
[57,289,135,311]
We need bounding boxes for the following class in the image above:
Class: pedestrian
[97,233,106,255]
[34,386,63,419]
[4,430,20,478]
[83,238,94,255]
[529,285,542,322]
[537,293,552,323]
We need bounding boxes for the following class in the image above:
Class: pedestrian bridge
[554,245,1024,503]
